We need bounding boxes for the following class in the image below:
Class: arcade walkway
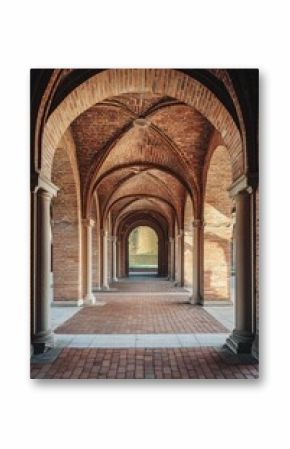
[30,277,257,379]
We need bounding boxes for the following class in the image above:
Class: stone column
[169,237,175,281]
[225,185,255,353]
[189,219,203,305]
[112,236,118,282]
[117,239,121,278]
[230,210,236,303]
[95,230,102,291]
[175,231,184,287]
[102,229,109,290]
[32,178,58,354]
[83,219,96,305]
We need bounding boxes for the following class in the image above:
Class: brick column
[189,219,204,305]
[82,219,96,304]
[112,236,118,282]
[31,177,58,354]
[102,229,109,289]
[225,178,256,353]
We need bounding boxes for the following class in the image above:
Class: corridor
[30,69,259,378]
[54,277,231,335]
[30,277,259,379]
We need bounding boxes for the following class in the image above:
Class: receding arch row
[109,194,179,230]
[39,69,244,184]
[87,158,195,221]
[82,103,202,208]
[117,211,169,278]
[99,167,189,221]
[117,209,170,239]
[113,199,174,237]
[96,163,193,199]
[101,172,182,223]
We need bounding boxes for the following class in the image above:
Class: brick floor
[55,295,228,334]
[108,277,188,292]
[30,347,258,379]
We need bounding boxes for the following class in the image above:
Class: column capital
[169,237,175,243]
[82,218,95,228]
[33,174,59,197]
[107,235,116,242]
[231,210,236,224]
[101,229,108,237]
[177,230,184,238]
[228,173,258,198]
[192,219,204,228]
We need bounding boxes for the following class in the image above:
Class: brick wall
[51,139,82,301]
[204,145,232,301]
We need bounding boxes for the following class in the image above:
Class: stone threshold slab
[94,292,190,296]
[54,333,230,349]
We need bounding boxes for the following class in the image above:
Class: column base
[189,295,203,305]
[52,299,83,307]
[112,277,118,282]
[32,330,54,354]
[252,333,259,360]
[224,330,255,354]
[84,293,96,305]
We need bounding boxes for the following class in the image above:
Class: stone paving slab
[204,306,233,330]
[51,306,81,330]
[31,347,259,379]
[109,278,188,293]
[54,333,230,348]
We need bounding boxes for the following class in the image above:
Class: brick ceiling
[70,92,215,227]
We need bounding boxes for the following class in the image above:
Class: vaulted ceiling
[70,91,215,229]
[32,68,259,236]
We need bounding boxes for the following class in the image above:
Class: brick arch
[101,172,177,221]
[113,198,173,236]
[51,129,82,302]
[118,214,168,277]
[126,225,159,276]
[117,209,169,235]
[90,162,194,218]
[117,209,169,240]
[202,134,233,196]
[109,194,178,229]
[94,163,191,225]
[40,69,244,184]
[84,116,200,211]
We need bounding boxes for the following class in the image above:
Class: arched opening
[128,226,158,276]
[203,145,233,302]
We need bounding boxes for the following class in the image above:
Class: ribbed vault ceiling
[70,91,215,229]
